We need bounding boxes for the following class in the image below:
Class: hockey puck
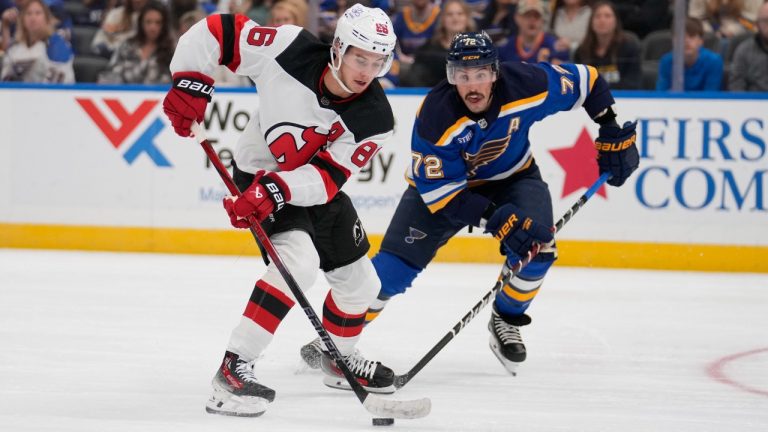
[372,417,395,426]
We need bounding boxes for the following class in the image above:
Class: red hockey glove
[595,121,639,187]
[485,204,554,261]
[222,171,291,228]
[162,72,214,137]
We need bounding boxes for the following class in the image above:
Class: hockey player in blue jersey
[302,31,639,374]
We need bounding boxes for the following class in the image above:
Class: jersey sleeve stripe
[228,14,251,72]
[310,152,350,201]
[570,64,589,111]
[499,91,548,116]
[436,116,473,146]
[205,14,249,72]
[426,187,464,213]
[587,65,598,91]
[205,14,228,66]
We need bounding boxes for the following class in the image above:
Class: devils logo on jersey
[265,121,345,171]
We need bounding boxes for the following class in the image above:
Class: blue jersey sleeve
[410,114,471,213]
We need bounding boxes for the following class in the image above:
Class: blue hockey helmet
[446,31,499,84]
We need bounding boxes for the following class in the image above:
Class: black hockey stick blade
[191,122,431,419]
[392,172,611,389]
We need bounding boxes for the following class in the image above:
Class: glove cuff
[172,72,215,102]
[258,172,292,210]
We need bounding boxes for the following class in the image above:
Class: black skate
[299,337,323,370]
[205,351,276,417]
[320,349,396,394]
[488,306,531,376]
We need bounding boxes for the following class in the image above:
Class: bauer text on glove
[485,204,554,259]
[163,72,214,137]
[594,120,639,187]
[222,171,291,228]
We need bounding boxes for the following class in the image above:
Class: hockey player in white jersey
[162,4,398,417]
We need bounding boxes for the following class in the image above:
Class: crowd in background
[0,0,767,91]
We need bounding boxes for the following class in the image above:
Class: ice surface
[1,249,766,431]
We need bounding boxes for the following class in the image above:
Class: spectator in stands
[1,0,18,51]
[613,0,672,39]
[70,0,112,27]
[1,0,73,82]
[497,0,570,63]
[97,1,172,84]
[656,17,723,91]
[574,1,641,89]
[475,0,518,42]
[689,0,763,38]
[269,0,308,27]
[317,0,347,43]
[169,0,198,35]
[728,1,768,91]
[550,0,591,52]
[392,0,441,64]
[3,0,72,50]
[224,0,270,25]
[91,0,147,57]
[402,0,476,86]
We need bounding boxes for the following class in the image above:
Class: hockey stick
[190,122,430,419]
[393,172,611,389]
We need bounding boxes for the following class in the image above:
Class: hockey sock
[228,279,295,360]
[322,291,366,356]
[494,255,554,317]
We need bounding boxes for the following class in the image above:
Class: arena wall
[1,84,765,272]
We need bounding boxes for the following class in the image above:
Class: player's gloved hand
[485,204,554,260]
[162,72,214,137]
[222,170,290,228]
[595,120,639,187]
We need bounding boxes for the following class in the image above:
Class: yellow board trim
[1,223,767,273]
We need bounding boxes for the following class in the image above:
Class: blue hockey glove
[485,204,554,260]
[595,121,639,187]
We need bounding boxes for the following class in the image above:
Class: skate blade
[489,336,520,376]
[322,375,396,394]
[206,382,270,417]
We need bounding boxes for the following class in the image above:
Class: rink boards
[0,84,766,272]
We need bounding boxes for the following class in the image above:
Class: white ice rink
[1,249,767,431]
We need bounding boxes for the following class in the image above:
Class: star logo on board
[549,127,607,199]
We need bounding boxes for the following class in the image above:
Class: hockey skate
[488,306,531,376]
[205,351,276,417]
[299,337,323,370]
[320,349,396,394]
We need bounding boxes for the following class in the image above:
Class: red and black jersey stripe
[206,13,250,72]
[322,292,366,338]
[243,280,295,334]
[310,151,351,201]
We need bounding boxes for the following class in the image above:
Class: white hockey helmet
[330,3,397,79]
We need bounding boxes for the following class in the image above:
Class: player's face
[339,46,388,92]
[453,65,496,113]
